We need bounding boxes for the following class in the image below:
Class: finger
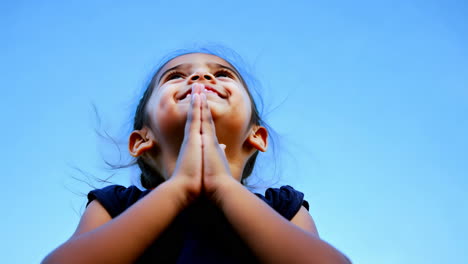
[183,93,201,143]
[193,83,203,94]
[189,83,205,135]
[200,93,217,142]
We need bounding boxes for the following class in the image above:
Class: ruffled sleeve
[87,185,150,218]
[255,185,309,220]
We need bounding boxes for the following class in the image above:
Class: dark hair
[133,47,267,189]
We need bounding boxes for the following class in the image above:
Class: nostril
[191,76,200,81]
[204,75,212,80]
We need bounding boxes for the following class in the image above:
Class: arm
[199,92,351,264]
[291,206,320,237]
[42,180,188,264]
[43,91,205,264]
[216,181,352,264]
[291,206,351,264]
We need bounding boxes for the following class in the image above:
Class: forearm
[43,180,187,264]
[216,181,351,264]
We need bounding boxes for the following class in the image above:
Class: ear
[128,127,156,157]
[247,126,268,152]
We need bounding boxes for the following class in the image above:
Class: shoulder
[255,185,310,220]
[291,205,320,236]
[87,185,151,218]
[255,185,319,236]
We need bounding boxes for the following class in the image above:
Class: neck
[153,120,255,181]
[152,144,251,182]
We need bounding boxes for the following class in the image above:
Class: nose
[187,72,216,85]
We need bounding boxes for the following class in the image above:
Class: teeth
[180,87,221,102]
[204,88,216,94]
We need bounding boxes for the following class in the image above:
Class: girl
[43,49,351,264]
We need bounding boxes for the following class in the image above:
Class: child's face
[145,53,254,151]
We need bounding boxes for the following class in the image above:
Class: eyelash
[164,69,235,81]
[214,69,235,78]
[165,71,186,81]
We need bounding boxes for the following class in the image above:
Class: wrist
[157,178,195,210]
[210,177,243,208]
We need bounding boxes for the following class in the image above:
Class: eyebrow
[157,62,241,84]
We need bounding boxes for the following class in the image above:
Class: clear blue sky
[1,1,467,263]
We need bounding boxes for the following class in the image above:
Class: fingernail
[192,83,204,94]
[198,83,205,94]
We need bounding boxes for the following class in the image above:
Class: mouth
[178,84,227,102]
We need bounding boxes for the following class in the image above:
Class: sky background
[1,0,467,263]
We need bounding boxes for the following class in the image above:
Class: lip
[177,84,228,101]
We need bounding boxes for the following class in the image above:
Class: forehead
[160,53,233,73]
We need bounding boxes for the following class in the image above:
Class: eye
[214,69,234,79]
[166,71,185,81]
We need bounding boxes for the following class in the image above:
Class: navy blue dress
[87,185,309,263]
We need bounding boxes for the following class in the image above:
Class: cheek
[147,92,186,139]
[221,92,253,130]
[214,93,253,147]
[239,92,254,123]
